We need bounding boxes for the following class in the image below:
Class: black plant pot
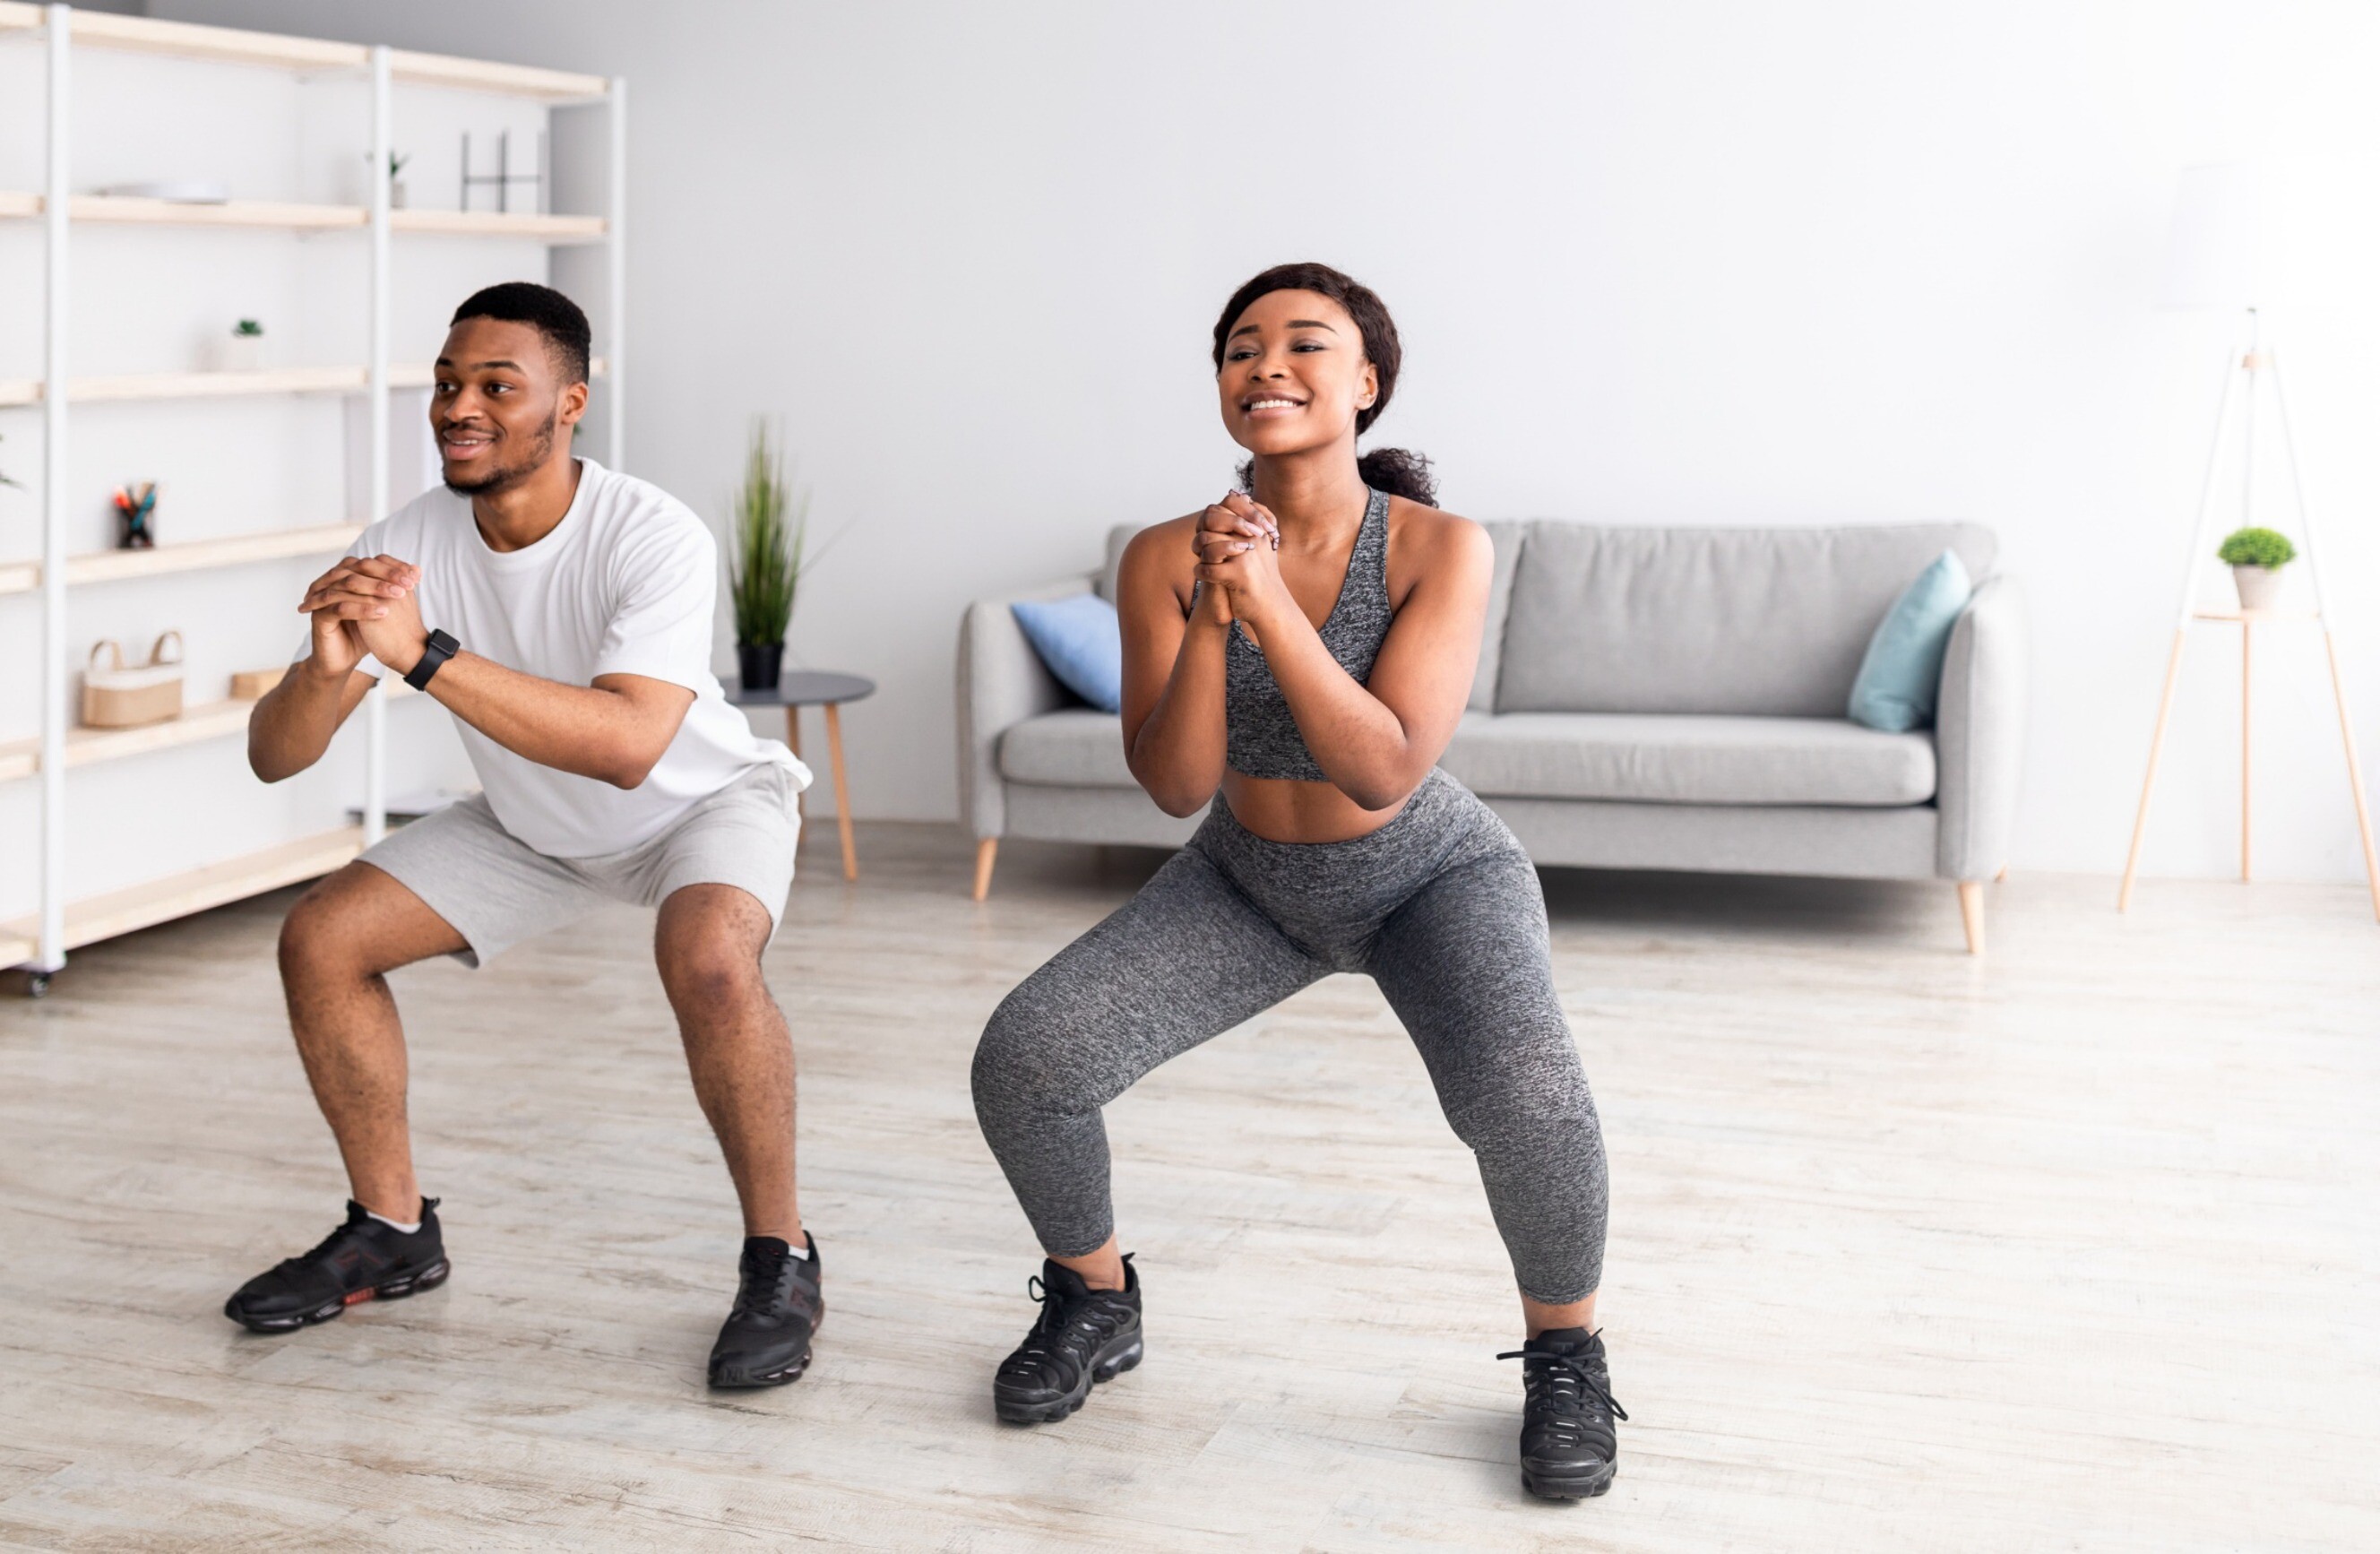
[737,642,784,694]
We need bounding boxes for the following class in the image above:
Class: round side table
[729,670,875,881]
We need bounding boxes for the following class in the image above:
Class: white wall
[134,0,2380,881]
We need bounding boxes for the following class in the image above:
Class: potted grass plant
[728,420,806,692]
[2217,525,2295,612]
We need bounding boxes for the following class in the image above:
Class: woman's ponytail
[1356,447,1436,506]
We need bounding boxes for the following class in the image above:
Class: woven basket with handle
[82,631,185,729]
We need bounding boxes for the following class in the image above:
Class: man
[227,282,823,1390]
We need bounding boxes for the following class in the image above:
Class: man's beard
[442,411,558,496]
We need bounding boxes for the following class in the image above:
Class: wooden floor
[0,824,2374,1551]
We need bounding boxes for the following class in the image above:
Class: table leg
[824,702,858,882]
[785,706,804,849]
[2118,627,2190,911]
[2324,629,2380,923]
[2241,620,2252,882]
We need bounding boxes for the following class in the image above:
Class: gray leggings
[971,771,1608,1304]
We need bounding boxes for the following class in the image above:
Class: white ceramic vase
[220,332,263,373]
[2232,564,2285,613]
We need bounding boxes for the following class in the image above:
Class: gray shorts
[360,763,803,968]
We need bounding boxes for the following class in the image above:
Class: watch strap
[404,628,459,691]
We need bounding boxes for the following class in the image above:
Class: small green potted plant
[2217,525,2296,613]
[728,420,807,692]
[224,317,264,373]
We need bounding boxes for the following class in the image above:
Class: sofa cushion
[1470,520,1527,712]
[1099,524,1136,603]
[999,708,1136,788]
[1439,712,1936,807]
[1496,522,1996,716]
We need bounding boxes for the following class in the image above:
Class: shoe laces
[732,1245,802,1319]
[1497,1345,1629,1426]
[279,1213,372,1275]
[1015,1266,1132,1365]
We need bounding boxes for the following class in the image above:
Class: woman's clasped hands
[1194,491,1290,629]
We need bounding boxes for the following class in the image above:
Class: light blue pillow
[1012,593,1124,713]
[1848,549,1973,731]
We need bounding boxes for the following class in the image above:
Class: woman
[971,263,1621,1500]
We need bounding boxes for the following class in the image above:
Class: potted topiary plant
[728,420,806,693]
[2217,526,2296,612]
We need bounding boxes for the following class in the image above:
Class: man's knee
[657,902,771,1014]
[280,862,461,988]
[279,872,375,984]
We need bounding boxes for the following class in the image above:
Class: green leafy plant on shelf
[2216,526,2295,568]
[233,319,263,338]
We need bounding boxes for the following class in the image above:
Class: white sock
[366,1209,421,1235]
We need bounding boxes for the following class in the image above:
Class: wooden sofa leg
[972,838,998,902]
[1956,880,1985,956]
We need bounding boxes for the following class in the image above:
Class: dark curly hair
[1212,262,1437,506]
[452,281,591,386]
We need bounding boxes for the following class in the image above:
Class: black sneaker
[223,1198,450,1334]
[708,1232,824,1388]
[993,1256,1143,1424]
[1499,1327,1627,1500]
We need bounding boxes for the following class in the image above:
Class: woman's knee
[972,980,1101,1124]
[1436,1025,1600,1153]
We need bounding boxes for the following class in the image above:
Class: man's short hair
[450,281,591,386]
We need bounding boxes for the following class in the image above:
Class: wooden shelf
[391,208,607,243]
[390,47,608,101]
[0,365,362,407]
[0,192,607,242]
[0,7,608,99]
[0,696,255,784]
[2192,609,2322,625]
[59,9,366,72]
[68,194,366,229]
[0,522,364,598]
[0,674,424,784]
[0,825,364,969]
[2,357,609,407]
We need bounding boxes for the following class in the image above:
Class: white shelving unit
[0,4,625,989]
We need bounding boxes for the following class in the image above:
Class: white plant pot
[390,181,409,210]
[220,334,263,373]
[2232,564,2285,613]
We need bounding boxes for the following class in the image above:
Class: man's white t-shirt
[306,458,808,859]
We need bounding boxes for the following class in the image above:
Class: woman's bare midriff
[1221,771,1410,844]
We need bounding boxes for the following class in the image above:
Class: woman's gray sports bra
[1223,487,1393,781]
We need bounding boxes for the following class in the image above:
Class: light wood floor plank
[0,825,2374,1550]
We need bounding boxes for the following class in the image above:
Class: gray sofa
[958,522,2025,952]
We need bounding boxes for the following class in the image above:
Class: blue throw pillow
[1012,594,1124,713]
[1848,550,1974,731]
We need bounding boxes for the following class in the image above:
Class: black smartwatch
[405,628,460,691]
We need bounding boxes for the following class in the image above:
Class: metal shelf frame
[4,4,625,984]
